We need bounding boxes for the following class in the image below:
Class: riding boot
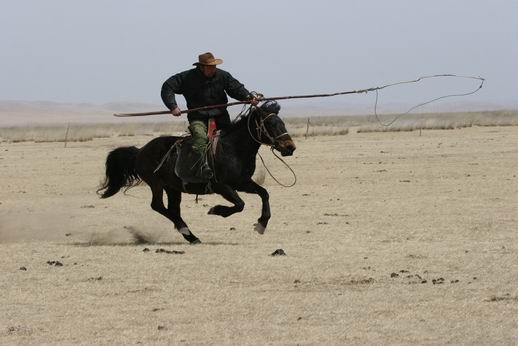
[180,152,213,193]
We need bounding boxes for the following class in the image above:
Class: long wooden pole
[113,100,250,117]
[113,74,484,118]
[112,89,375,117]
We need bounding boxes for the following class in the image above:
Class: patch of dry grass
[1,110,517,142]
[286,109,518,135]
[289,125,349,137]
[0,121,188,143]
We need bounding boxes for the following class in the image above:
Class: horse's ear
[260,100,281,114]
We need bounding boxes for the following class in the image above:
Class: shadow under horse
[97,102,296,244]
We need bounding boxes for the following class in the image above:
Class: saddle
[173,118,220,184]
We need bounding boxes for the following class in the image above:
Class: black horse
[97,102,296,244]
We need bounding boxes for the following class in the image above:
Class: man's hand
[248,91,263,106]
[171,106,182,117]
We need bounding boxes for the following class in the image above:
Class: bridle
[237,105,296,187]
[243,106,296,187]
[247,107,289,148]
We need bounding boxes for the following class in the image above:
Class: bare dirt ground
[1,126,517,345]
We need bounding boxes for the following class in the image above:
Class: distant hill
[0,101,167,126]
[1,99,516,126]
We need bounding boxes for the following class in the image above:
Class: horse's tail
[97,146,141,199]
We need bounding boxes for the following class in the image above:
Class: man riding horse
[161,52,259,181]
[97,52,296,244]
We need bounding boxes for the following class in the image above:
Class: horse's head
[251,101,296,156]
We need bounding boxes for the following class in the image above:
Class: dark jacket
[161,67,251,127]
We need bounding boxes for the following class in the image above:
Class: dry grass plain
[1,122,517,345]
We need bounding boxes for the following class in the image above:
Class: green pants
[188,120,208,154]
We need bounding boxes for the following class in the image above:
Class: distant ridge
[0,101,165,126]
[1,99,516,126]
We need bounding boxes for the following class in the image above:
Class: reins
[258,148,297,188]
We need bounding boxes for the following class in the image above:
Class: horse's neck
[222,116,261,158]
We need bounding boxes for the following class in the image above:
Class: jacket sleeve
[161,72,185,110]
[224,72,251,101]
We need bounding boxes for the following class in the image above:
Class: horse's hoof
[181,231,201,244]
[207,207,215,215]
[254,223,266,235]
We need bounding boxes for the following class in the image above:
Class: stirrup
[198,162,213,180]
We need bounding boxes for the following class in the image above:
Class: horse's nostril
[283,140,296,151]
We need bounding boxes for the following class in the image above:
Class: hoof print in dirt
[47,261,63,267]
[390,272,399,278]
[19,266,27,271]
[432,278,445,285]
[142,248,150,252]
[155,248,185,255]
[351,277,375,285]
[271,249,286,256]
[486,294,518,302]
[88,276,103,281]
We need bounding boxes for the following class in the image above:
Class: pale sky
[1,0,517,109]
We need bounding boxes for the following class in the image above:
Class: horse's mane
[220,108,255,137]
[230,110,252,128]
[224,101,281,136]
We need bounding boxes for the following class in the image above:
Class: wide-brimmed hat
[193,52,223,66]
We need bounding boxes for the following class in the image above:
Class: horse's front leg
[208,184,245,218]
[237,179,270,234]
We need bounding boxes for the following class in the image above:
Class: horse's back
[136,135,182,178]
[140,135,179,152]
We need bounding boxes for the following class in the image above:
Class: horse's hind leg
[164,186,200,244]
[148,180,200,244]
[207,185,245,218]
